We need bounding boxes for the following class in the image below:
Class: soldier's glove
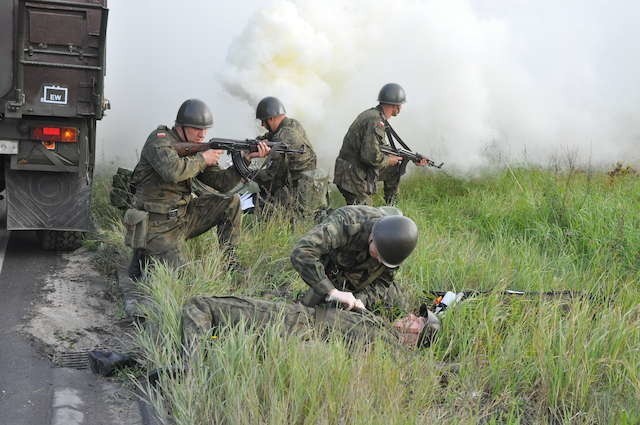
[326,289,365,311]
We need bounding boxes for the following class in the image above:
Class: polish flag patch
[156,132,166,137]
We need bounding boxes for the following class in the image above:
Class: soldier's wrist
[195,152,208,169]
[315,278,335,295]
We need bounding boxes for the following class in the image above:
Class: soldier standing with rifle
[252,96,322,216]
[125,99,270,279]
[333,83,430,205]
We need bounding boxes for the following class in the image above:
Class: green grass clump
[92,166,640,424]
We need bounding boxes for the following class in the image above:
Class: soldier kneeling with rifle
[124,99,271,279]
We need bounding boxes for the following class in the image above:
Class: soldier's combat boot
[128,248,146,281]
[384,193,397,205]
[226,254,244,274]
[224,247,246,274]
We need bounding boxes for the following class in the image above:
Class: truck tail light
[32,127,78,143]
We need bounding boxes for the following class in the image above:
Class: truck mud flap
[5,169,91,231]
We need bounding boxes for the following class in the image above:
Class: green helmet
[377,83,406,105]
[175,99,213,129]
[372,215,418,268]
[256,96,286,120]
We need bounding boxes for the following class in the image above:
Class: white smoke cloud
[97,0,640,173]
[222,0,640,171]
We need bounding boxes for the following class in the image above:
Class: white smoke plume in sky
[221,0,640,171]
[98,0,640,172]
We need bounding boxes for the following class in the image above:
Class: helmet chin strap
[181,126,188,143]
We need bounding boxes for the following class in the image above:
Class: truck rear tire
[37,230,84,251]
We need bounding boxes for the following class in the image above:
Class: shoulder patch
[375,120,385,128]
[156,132,166,138]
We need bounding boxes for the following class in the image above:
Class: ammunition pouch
[123,209,149,249]
[110,168,134,209]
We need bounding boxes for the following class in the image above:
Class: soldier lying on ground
[291,205,419,316]
[182,295,440,350]
[89,295,441,377]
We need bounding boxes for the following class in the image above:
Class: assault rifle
[174,137,305,180]
[380,119,443,176]
[380,145,444,169]
[430,289,583,299]
[422,289,584,316]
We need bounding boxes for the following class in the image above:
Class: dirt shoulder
[20,247,129,361]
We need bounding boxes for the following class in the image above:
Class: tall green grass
[92,166,640,424]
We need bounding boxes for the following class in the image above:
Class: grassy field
[91,164,640,424]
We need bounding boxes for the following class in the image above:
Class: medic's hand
[326,289,365,311]
[246,141,271,160]
[352,298,366,312]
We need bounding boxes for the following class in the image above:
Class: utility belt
[137,197,190,221]
[147,206,187,221]
[124,198,189,248]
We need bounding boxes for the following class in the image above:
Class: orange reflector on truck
[32,126,78,143]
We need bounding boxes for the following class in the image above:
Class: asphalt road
[0,196,145,425]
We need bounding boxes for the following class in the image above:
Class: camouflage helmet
[377,83,406,105]
[371,215,418,268]
[256,96,286,120]
[175,99,213,129]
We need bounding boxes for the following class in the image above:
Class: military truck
[0,0,109,250]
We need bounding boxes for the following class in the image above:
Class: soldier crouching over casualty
[251,96,329,218]
[291,205,418,316]
[124,99,270,279]
[181,295,441,350]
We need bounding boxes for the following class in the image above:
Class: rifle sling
[383,119,412,151]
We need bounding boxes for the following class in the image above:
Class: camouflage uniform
[182,295,397,347]
[254,117,317,213]
[334,106,398,205]
[131,125,244,267]
[290,205,407,313]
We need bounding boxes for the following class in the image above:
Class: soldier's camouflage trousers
[144,194,241,269]
[378,165,401,204]
[337,186,373,206]
[337,166,401,206]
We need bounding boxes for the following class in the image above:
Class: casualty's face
[183,126,208,143]
[392,313,427,347]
